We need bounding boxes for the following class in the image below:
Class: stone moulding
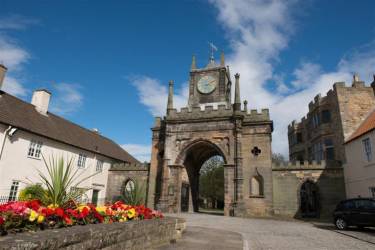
[0,217,186,250]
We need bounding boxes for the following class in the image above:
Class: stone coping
[0,216,186,250]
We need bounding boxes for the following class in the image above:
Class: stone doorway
[300,180,320,218]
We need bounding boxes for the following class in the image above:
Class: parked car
[333,198,375,230]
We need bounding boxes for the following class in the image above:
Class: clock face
[197,75,217,94]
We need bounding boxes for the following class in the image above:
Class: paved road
[167,213,375,250]
[158,226,242,250]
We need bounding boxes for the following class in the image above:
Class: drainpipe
[0,125,12,160]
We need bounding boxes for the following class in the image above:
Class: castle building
[288,75,375,165]
[0,64,139,205]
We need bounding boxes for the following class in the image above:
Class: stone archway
[300,180,320,218]
[176,140,227,213]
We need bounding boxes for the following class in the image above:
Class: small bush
[18,184,47,204]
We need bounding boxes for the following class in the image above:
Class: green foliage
[199,156,224,209]
[38,155,97,207]
[120,179,146,206]
[272,153,288,165]
[18,184,48,204]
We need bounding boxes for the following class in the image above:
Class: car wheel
[335,218,347,230]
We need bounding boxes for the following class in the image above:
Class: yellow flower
[127,208,136,219]
[96,206,107,213]
[77,205,89,212]
[119,218,124,222]
[37,215,45,224]
[48,204,58,209]
[29,210,38,222]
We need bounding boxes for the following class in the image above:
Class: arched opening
[250,174,264,197]
[123,179,135,193]
[179,140,226,214]
[300,180,320,218]
[199,155,224,214]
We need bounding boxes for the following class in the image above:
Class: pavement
[158,226,242,250]
[163,213,375,250]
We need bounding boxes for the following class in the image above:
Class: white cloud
[130,0,375,158]
[49,83,83,115]
[0,15,37,97]
[129,75,189,117]
[122,144,151,163]
[2,75,28,96]
[0,14,39,30]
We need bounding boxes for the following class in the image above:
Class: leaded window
[27,140,43,158]
[77,154,87,168]
[8,181,19,201]
[96,159,103,172]
[362,138,372,162]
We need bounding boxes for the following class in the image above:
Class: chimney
[31,89,51,115]
[0,64,7,90]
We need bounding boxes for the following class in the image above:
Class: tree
[272,153,288,165]
[199,156,224,209]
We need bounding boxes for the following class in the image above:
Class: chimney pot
[0,64,8,90]
[31,89,51,115]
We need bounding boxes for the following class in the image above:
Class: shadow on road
[313,223,375,245]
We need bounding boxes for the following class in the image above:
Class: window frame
[8,181,19,201]
[27,140,43,159]
[362,138,372,162]
[321,110,331,123]
[77,153,87,168]
[96,159,103,172]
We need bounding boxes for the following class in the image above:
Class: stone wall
[272,160,346,219]
[0,217,186,250]
[105,163,150,203]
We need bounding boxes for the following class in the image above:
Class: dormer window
[27,140,43,159]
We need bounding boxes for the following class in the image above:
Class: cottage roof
[0,91,139,164]
[346,108,375,143]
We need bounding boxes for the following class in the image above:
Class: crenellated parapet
[110,162,150,171]
[166,105,270,122]
[272,160,327,170]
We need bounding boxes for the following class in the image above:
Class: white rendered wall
[344,129,375,198]
[0,124,114,205]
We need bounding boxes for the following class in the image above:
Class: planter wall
[0,217,185,250]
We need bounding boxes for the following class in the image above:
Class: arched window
[123,179,135,193]
[250,169,264,197]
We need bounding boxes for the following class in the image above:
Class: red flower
[55,208,65,217]
[26,200,41,211]
[0,216,4,225]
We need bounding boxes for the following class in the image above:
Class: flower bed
[0,200,163,235]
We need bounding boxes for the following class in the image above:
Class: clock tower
[188,52,232,108]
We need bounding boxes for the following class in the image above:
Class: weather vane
[208,42,218,60]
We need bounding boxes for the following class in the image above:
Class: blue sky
[1,0,375,161]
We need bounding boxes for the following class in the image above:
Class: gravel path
[167,213,375,250]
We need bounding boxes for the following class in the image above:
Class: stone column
[224,164,235,216]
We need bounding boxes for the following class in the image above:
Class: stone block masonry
[0,217,185,250]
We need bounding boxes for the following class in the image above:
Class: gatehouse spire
[220,51,225,66]
[191,54,196,70]
[167,80,174,115]
[233,73,241,111]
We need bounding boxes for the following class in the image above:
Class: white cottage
[344,108,375,199]
[0,64,138,205]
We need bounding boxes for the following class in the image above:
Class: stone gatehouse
[146,53,346,218]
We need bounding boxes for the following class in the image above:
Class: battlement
[272,160,327,170]
[110,162,150,171]
[166,105,270,122]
